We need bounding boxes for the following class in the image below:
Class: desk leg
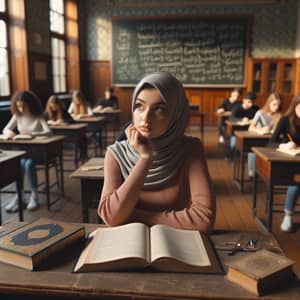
[59,154,64,197]
[81,180,89,223]
[16,179,23,221]
[201,115,204,142]
[75,143,79,169]
[266,182,274,232]
[240,151,245,193]
[45,163,50,210]
[253,172,257,216]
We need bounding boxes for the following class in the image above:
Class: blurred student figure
[229,92,259,153]
[269,94,300,232]
[247,93,282,177]
[93,86,119,113]
[216,88,241,143]
[45,95,74,125]
[68,90,93,119]
[3,90,51,212]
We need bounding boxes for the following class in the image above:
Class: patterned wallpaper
[78,0,298,60]
[25,0,51,55]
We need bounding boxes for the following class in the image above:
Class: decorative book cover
[226,249,294,296]
[0,218,86,271]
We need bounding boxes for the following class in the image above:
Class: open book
[73,223,222,273]
[0,134,33,140]
[276,147,300,156]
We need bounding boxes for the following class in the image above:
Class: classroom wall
[79,0,297,60]
[78,0,299,124]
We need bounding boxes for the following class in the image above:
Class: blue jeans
[21,158,37,190]
[285,185,300,214]
[230,136,236,152]
[248,152,256,175]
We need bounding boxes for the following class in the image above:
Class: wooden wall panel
[28,52,52,106]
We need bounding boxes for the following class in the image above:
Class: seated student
[45,95,74,125]
[247,92,282,177]
[216,88,241,143]
[68,90,93,119]
[269,93,300,232]
[229,92,259,152]
[3,90,52,212]
[98,72,215,232]
[93,86,119,113]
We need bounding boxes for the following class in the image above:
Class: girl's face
[16,100,27,114]
[295,103,300,118]
[242,98,253,110]
[230,91,239,103]
[133,88,170,138]
[269,99,280,114]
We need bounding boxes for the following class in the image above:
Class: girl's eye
[134,103,144,110]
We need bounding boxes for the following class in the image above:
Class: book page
[150,225,211,267]
[81,223,150,265]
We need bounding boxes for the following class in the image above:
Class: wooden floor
[1,125,300,276]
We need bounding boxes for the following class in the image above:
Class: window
[0,1,10,97]
[50,0,66,93]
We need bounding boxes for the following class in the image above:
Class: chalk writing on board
[112,18,248,85]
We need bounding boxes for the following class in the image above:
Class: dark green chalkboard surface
[112,17,249,86]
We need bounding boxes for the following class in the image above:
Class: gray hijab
[108,72,191,189]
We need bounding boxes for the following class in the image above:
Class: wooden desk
[252,147,300,232]
[0,150,25,224]
[94,110,121,146]
[0,222,298,300]
[50,123,87,169]
[75,116,106,156]
[0,136,64,210]
[189,110,205,141]
[234,131,271,193]
[224,120,249,159]
[70,158,104,223]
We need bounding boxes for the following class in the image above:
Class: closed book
[73,222,223,274]
[276,147,300,156]
[0,218,85,271]
[226,249,294,296]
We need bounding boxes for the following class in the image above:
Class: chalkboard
[112,17,249,86]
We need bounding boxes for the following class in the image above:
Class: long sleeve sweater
[269,116,300,147]
[3,114,51,137]
[98,137,216,233]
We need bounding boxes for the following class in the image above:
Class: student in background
[45,95,74,125]
[229,92,259,152]
[216,88,241,143]
[269,94,300,232]
[247,92,282,177]
[93,86,119,113]
[68,90,93,119]
[3,90,52,212]
[98,72,215,232]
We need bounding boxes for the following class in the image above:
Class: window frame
[0,0,12,100]
[50,0,67,94]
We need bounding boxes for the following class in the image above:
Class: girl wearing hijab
[98,72,215,232]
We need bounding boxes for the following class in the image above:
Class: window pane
[0,0,5,12]
[59,40,65,58]
[0,20,7,48]
[50,11,64,34]
[51,38,59,57]
[50,0,64,14]
[0,74,10,96]
[59,58,65,75]
[53,76,60,93]
[60,76,66,92]
[52,58,59,75]
[0,48,8,73]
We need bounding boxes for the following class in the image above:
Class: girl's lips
[139,126,151,133]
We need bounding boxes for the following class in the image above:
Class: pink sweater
[98,137,215,233]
